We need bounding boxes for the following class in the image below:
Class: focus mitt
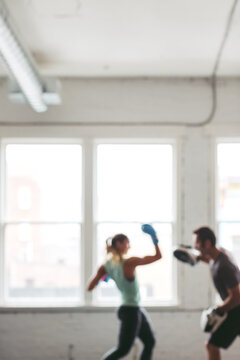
[173,245,200,266]
[200,307,227,333]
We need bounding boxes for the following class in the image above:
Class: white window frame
[215,137,240,252]
[0,138,83,307]
[0,127,182,309]
[90,138,179,307]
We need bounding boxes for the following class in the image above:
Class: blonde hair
[106,233,128,263]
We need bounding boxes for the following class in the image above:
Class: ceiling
[0,0,240,78]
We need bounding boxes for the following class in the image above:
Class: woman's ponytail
[105,233,128,262]
[106,237,114,254]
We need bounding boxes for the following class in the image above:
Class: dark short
[209,305,240,349]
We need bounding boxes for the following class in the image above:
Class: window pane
[217,144,240,221]
[95,223,173,305]
[5,224,81,303]
[6,144,82,222]
[97,144,173,222]
[218,223,240,268]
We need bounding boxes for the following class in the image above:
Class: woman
[87,224,162,360]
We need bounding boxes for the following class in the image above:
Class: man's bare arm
[197,254,211,264]
[217,285,240,313]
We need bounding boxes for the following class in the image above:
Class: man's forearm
[218,296,240,313]
[197,254,210,263]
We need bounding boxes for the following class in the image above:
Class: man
[194,226,240,360]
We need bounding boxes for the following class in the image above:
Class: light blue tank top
[105,259,140,307]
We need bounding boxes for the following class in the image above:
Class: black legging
[102,306,155,360]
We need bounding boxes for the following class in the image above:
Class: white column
[82,139,95,306]
[0,141,6,306]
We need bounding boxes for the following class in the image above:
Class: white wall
[0,310,240,360]
[0,77,239,125]
[0,77,240,360]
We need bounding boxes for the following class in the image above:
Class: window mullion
[0,226,5,306]
[82,140,95,306]
[0,143,6,306]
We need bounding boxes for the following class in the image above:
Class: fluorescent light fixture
[8,77,61,106]
[0,0,48,112]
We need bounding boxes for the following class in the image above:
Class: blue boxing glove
[101,275,110,283]
[141,224,158,245]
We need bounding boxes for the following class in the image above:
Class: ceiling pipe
[0,0,48,112]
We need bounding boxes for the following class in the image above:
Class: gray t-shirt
[210,251,240,301]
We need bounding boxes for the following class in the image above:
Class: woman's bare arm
[87,265,106,291]
[126,245,162,268]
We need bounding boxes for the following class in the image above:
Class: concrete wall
[0,77,240,360]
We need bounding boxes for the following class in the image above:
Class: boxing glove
[200,307,227,333]
[141,224,158,245]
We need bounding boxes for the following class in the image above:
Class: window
[95,143,175,306]
[217,142,240,268]
[0,139,177,307]
[2,143,82,305]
